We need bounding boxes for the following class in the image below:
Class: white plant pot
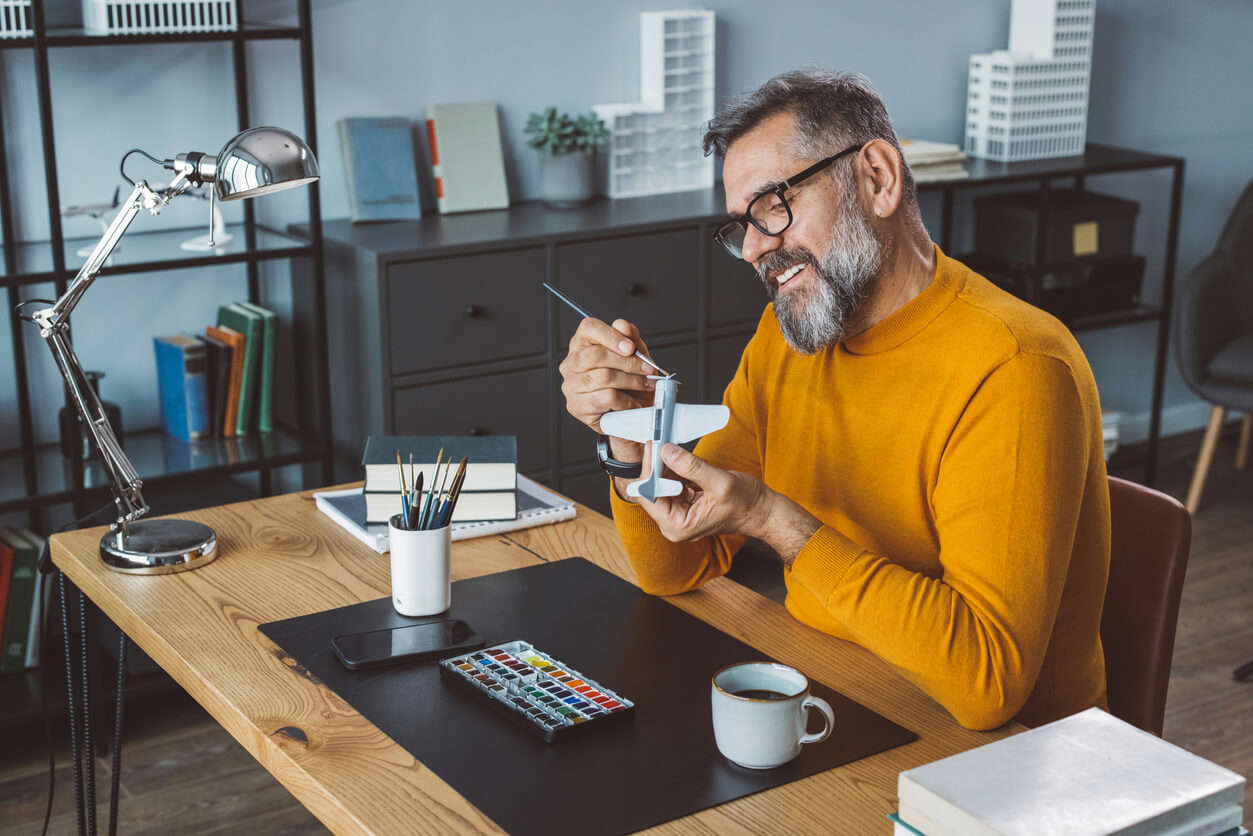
[539,151,597,208]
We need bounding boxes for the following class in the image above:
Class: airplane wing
[599,406,653,443]
[671,404,730,443]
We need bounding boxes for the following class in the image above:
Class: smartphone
[332,619,484,670]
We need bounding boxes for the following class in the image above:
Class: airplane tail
[628,476,683,502]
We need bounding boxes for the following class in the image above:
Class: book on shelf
[153,335,211,442]
[215,302,264,436]
[896,707,1247,836]
[22,531,44,669]
[235,301,277,433]
[0,528,41,673]
[899,138,967,167]
[314,475,577,553]
[205,324,244,438]
[425,101,510,214]
[338,116,422,223]
[362,434,517,492]
[197,331,232,439]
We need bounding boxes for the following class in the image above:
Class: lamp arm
[28,171,189,533]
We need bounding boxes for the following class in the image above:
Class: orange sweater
[610,248,1110,730]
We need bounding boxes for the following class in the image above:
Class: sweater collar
[840,244,963,356]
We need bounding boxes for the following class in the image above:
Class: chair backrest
[1101,476,1192,736]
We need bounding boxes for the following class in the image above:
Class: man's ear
[857,139,905,220]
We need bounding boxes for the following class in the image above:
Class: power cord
[38,499,117,836]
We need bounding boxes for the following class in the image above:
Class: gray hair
[703,69,916,205]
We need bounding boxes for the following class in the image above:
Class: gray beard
[766,197,884,354]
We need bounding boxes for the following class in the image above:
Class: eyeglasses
[714,143,862,260]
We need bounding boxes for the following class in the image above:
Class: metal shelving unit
[0,0,334,537]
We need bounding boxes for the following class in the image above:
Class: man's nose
[740,224,781,265]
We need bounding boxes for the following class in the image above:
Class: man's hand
[637,444,822,564]
[558,316,658,468]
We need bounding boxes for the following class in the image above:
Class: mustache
[756,249,819,296]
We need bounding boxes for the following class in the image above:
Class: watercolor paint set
[439,640,636,742]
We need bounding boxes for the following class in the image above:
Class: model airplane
[599,375,729,501]
[62,187,122,258]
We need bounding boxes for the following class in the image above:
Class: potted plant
[524,107,608,208]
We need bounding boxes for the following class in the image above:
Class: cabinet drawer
[708,332,754,402]
[560,341,699,465]
[554,229,698,340]
[709,239,768,326]
[392,368,549,474]
[387,248,547,375]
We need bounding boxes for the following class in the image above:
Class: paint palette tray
[439,640,636,743]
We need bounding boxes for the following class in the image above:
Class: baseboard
[1117,400,1244,446]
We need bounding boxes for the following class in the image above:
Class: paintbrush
[417,448,444,529]
[396,450,409,528]
[415,471,431,528]
[437,457,468,528]
[428,454,455,529]
[541,282,669,377]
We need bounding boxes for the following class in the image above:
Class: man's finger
[660,444,713,487]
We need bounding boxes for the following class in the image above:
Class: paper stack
[900,138,968,183]
[894,708,1246,836]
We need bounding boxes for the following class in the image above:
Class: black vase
[58,370,123,461]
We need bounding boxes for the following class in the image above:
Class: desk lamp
[25,127,319,574]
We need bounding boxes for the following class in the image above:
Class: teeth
[776,264,804,286]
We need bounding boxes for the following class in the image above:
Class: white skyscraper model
[965,0,1095,162]
[596,10,715,199]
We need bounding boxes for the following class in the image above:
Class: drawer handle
[627,283,646,297]
[467,426,486,437]
[463,304,484,319]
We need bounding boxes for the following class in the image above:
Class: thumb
[660,443,709,485]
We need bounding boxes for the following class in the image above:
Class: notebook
[315,474,576,553]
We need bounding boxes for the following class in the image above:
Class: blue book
[337,116,422,222]
[154,335,211,441]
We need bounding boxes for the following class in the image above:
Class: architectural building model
[595,10,715,198]
[965,0,1095,162]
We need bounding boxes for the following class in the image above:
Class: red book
[0,536,13,636]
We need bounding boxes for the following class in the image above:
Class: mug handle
[799,695,835,745]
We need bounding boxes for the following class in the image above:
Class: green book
[235,301,277,433]
[216,303,264,435]
[0,528,39,673]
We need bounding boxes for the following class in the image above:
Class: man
[558,70,1110,730]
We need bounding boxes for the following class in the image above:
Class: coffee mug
[388,515,451,617]
[711,662,835,769]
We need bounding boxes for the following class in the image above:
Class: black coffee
[730,688,791,700]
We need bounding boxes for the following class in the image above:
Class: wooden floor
[1,429,1249,834]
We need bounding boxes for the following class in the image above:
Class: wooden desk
[51,488,1019,834]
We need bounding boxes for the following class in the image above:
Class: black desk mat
[259,558,917,835]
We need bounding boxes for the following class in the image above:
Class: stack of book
[900,139,968,183]
[894,708,1246,835]
[154,301,278,441]
[0,527,45,673]
[363,435,518,524]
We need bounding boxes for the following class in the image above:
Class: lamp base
[100,518,217,575]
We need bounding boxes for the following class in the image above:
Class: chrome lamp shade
[213,126,320,201]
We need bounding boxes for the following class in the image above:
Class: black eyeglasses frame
[714,142,864,259]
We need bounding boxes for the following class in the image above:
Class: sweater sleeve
[785,353,1094,730]
[610,331,764,595]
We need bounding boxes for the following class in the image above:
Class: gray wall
[3,0,1251,451]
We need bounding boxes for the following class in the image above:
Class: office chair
[1102,476,1192,735]
[1175,179,1253,515]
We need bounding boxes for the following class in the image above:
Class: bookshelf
[0,0,333,726]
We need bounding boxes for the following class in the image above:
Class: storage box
[974,189,1139,266]
[82,0,236,34]
[965,252,1146,324]
[0,0,32,37]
